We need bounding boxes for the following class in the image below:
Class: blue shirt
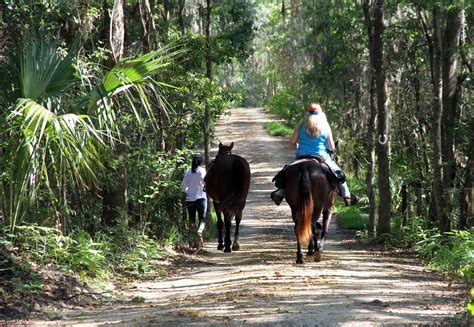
[296,124,329,158]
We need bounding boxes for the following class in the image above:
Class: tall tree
[363,0,378,236]
[440,2,464,232]
[420,1,466,232]
[372,0,391,234]
[139,0,156,52]
[204,0,212,167]
[102,0,128,227]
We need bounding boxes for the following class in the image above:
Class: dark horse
[284,158,336,264]
[205,142,251,253]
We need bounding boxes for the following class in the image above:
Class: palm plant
[0,35,175,232]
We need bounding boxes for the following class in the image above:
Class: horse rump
[220,157,250,217]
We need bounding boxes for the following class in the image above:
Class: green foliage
[416,229,474,284]
[468,289,474,316]
[264,121,293,137]
[213,1,256,63]
[95,227,165,276]
[5,224,168,281]
[10,225,110,280]
[334,204,367,230]
[376,215,429,249]
[267,92,302,126]
[1,34,176,231]
[128,148,192,226]
[0,240,44,309]
[203,210,219,241]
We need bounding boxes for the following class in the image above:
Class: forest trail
[28,107,465,326]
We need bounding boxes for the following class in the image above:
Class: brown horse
[205,142,251,253]
[284,159,336,264]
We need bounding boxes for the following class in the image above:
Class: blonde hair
[303,111,330,137]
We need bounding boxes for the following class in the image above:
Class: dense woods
[0,0,472,319]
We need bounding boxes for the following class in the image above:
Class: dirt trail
[26,107,465,326]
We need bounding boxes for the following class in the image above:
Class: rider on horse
[271,103,358,206]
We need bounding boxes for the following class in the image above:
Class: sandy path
[27,107,466,326]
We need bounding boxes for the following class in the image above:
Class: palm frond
[7,98,105,227]
[19,35,78,101]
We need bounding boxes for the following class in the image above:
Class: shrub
[416,228,474,284]
[267,91,301,125]
[334,205,367,230]
[265,121,294,137]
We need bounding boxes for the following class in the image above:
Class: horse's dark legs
[294,224,304,264]
[307,219,322,255]
[296,240,304,264]
[314,209,331,262]
[215,205,224,251]
[232,211,242,251]
[290,207,304,264]
[314,220,322,262]
[307,239,315,256]
[318,209,333,252]
[307,217,316,255]
[224,215,232,253]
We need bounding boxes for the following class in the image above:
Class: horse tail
[220,158,249,218]
[296,165,313,246]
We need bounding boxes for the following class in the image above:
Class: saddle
[272,155,345,189]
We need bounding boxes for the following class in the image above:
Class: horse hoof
[224,247,232,253]
[314,252,322,262]
[217,244,224,251]
[296,258,304,264]
[232,243,240,251]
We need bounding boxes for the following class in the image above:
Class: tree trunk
[204,0,212,168]
[203,0,212,224]
[362,0,377,237]
[0,0,6,61]
[178,0,186,35]
[109,0,125,62]
[102,0,128,228]
[421,6,444,225]
[462,117,474,229]
[138,0,156,52]
[373,0,391,234]
[439,3,463,232]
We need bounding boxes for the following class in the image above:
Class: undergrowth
[334,204,367,230]
[2,225,168,284]
[264,121,293,137]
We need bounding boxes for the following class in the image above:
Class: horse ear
[230,142,234,150]
[219,142,223,148]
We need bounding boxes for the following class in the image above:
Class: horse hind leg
[307,239,315,256]
[314,222,322,262]
[315,212,330,263]
[232,210,242,251]
[224,214,232,253]
[307,220,321,256]
[294,223,304,264]
[318,209,333,252]
[215,204,224,251]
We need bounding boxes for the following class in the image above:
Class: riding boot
[344,193,359,206]
[271,188,285,206]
